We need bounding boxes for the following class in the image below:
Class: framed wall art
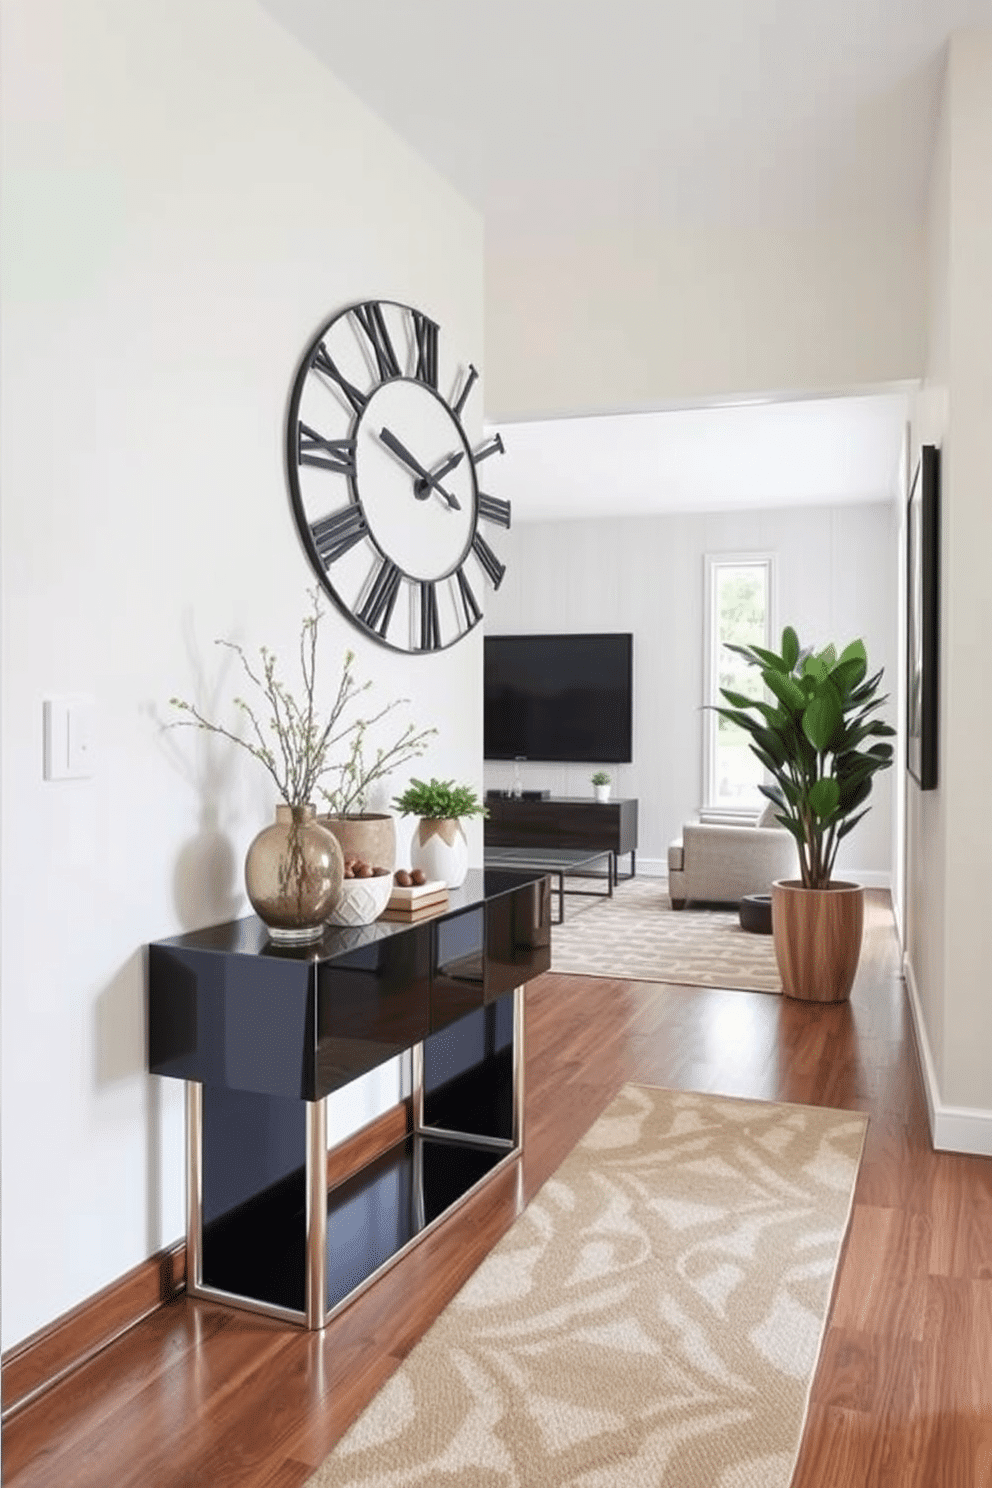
[906,443,940,790]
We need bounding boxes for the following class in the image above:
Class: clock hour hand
[378,427,461,511]
[414,447,465,501]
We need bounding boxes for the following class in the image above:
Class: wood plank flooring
[6,891,992,1486]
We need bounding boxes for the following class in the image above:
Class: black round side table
[739,893,773,934]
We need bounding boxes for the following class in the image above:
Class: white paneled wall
[485,502,898,879]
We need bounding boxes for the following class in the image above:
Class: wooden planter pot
[771,879,865,1003]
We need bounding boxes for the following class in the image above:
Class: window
[703,555,775,814]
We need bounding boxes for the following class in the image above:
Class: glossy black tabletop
[148,867,551,1101]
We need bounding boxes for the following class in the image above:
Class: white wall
[0,0,485,1348]
[485,502,898,881]
[906,29,992,1151]
[486,221,924,421]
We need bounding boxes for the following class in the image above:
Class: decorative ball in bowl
[326,859,393,926]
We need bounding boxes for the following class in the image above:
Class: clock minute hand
[378,427,461,511]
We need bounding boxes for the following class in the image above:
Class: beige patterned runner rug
[551,877,782,992]
[307,1084,866,1488]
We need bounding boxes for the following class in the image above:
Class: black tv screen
[484,633,633,764]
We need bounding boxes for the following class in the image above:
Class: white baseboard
[903,955,992,1156]
[634,858,668,878]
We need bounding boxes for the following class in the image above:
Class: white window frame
[702,552,777,817]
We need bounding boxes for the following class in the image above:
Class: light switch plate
[44,695,96,780]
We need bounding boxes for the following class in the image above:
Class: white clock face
[354,380,475,583]
[286,299,510,654]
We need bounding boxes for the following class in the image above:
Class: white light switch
[44,695,96,780]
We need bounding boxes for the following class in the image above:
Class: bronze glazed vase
[244,804,343,943]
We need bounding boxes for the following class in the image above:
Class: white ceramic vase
[410,817,468,888]
[594,783,611,803]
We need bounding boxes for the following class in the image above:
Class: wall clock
[286,299,510,653]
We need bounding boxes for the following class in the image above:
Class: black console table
[485,796,638,884]
[148,868,550,1331]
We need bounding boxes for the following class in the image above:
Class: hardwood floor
[6,892,992,1486]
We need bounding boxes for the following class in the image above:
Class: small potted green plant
[391,777,488,888]
[591,769,611,803]
[716,626,894,1001]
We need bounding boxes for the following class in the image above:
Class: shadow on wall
[172,804,241,928]
[154,612,246,930]
[93,946,166,1251]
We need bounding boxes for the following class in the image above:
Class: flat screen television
[484,633,633,763]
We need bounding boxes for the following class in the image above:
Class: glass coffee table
[483,845,616,924]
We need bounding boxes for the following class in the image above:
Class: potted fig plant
[391,778,488,889]
[716,626,894,1002]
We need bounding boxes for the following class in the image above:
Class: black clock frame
[285,299,510,654]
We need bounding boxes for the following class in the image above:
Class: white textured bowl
[326,872,393,926]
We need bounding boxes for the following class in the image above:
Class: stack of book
[381,878,449,922]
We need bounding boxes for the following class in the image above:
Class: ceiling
[491,393,908,522]
[262,0,992,234]
[260,1,966,519]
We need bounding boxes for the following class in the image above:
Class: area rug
[550,876,782,993]
[307,1083,867,1488]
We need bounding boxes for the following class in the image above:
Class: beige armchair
[667,813,796,909]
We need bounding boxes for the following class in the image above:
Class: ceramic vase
[244,804,343,943]
[319,812,396,875]
[411,817,468,888]
[594,783,611,803]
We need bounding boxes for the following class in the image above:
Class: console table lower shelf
[149,869,550,1330]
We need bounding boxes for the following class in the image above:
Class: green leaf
[752,726,787,767]
[816,643,837,670]
[837,808,870,841]
[839,639,867,668]
[802,688,843,752]
[808,778,841,818]
[803,655,828,684]
[781,626,800,670]
[829,657,867,698]
[765,670,807,713]
[719,689,764,712]
[715,706,763,736]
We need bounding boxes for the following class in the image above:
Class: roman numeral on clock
[455,567,482,628]
[477,492,511,528]
[309,504,368,567]
[352,302,401,381]
[472,533,506,589]
[412,311,439,389]
[311,342,368,416]
[359,559,402,637]
[419,581,440,651]
[472,433,505,466]
[452,363,478,419]
[297,423,356,476]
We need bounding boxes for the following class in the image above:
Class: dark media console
[487,789,551,801]
[485,795,638,884]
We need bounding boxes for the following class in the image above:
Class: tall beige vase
[771,879,865,1003]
